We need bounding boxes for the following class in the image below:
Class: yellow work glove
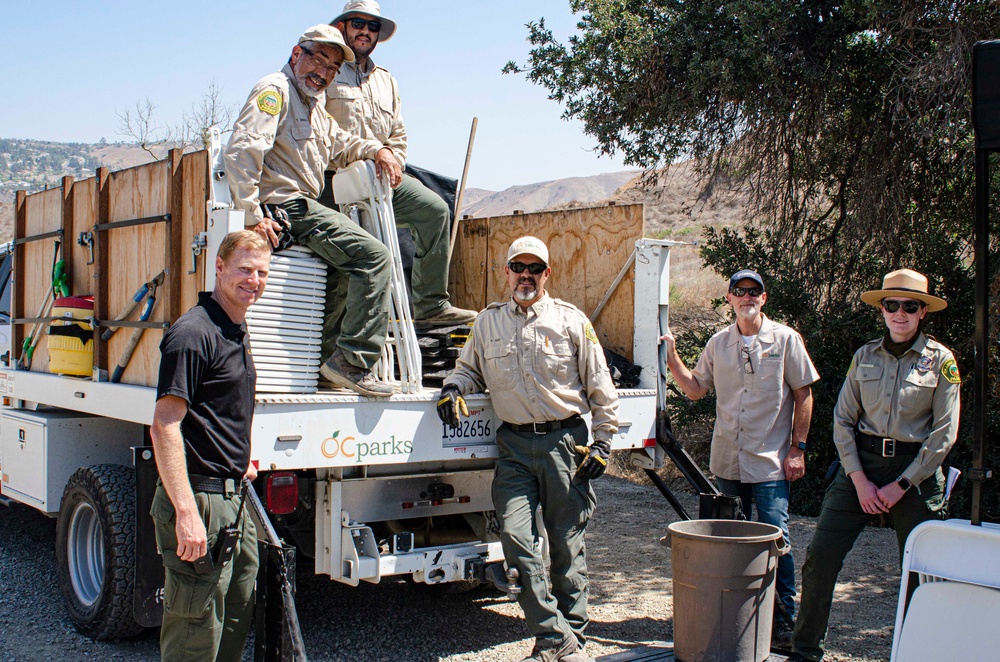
[437,385,469,429]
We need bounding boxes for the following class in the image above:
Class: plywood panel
[70,179,99,298]
[449,218,490,309]
[21,187,66,373]
[178,150,209,315]
[451,204,643,359]
[106,160,170,387]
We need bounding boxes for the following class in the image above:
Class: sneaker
[521,637,579,662]
[319,349,393,398]
[418,305,477,326]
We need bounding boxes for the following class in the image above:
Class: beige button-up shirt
[692,315,820,482]
[444,294,619,442]
[833,333,961,486]
[224,64,377,227]
[326,58,407,169]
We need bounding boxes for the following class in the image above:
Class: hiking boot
[418,305,477,326]
[319,349,392,398]
[771,615,794,651]
[521,637,579,662]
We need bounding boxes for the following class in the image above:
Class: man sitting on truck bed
[149,230,269,661]
[323,0,476,327]
[223,24,395,397]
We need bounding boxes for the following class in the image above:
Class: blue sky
[2,1,634,191]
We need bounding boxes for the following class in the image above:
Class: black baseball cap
[729,269,765,292]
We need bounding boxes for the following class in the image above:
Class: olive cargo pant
[493,420,597,649]
[151,483,259,662]
[318,172,452,320]
[791,450,946,661]
[279,197,391,371]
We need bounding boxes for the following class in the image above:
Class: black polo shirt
[157,292,256,479]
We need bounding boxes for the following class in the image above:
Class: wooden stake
[449,117,478,259]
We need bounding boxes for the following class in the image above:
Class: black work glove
[576,440,611,480]
[436,385,468,429]
[262,204,294,252]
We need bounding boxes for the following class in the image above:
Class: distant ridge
[461,171,640,218]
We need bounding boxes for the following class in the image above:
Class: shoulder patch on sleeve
[585,322,599,345]
[256,90,283,116]
[941,357,961,384]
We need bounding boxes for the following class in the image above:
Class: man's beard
[514,279,537,302]
[294,70,327,98]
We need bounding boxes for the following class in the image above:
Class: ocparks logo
[321,430,414,462]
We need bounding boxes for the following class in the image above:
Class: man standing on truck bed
[149,230,269,661]
[324,0,476,327]
[660,269,820,647]
[223,24,394,397]
[438,236,617,662]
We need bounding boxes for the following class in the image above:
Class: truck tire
[55,465,144,640]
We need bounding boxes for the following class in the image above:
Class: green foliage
[510,0,1000,519]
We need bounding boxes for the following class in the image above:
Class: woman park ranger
[787,269,961,662]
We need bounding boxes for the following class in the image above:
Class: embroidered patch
[585,322,599,344]
[941,358,960,384]
[256,90,282,116]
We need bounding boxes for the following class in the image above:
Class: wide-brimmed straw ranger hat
[331,0,397,42]
[860,268,947,312]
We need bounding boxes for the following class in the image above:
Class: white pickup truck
[0,136,674,641]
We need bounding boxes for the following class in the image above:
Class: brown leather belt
[856,433,921,458]
[506,415,583,435]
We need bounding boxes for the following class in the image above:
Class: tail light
[265,472,298,515]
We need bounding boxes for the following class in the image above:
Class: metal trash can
[662,519,789,662]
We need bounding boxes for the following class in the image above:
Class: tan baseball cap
[507,236,549,264]
[299,24,355,62]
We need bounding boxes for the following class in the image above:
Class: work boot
[417,304,477,326]
[520,637,579,662]
[771,616,793,651]
[319,349,393,398]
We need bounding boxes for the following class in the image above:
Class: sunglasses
[508,261,547,275]
[730,286,763,298]
[349,17,383,32]
[882,299,923,314]
[741,345,754,374]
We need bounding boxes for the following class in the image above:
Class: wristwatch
[896,475,913,491]
[793,441,807,451]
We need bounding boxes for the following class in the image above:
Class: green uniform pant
[791,450,946,661]
[279,197,391,370]
[493,421,597,649]
[151,483,259,662]
[391,173,452,319]
[319,171,452,320]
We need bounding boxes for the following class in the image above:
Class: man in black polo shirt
[150,230,270,662]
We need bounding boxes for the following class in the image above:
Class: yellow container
[48,296,94,377]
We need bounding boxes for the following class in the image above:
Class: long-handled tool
[105,270,167,383]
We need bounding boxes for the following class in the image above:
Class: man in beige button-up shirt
[224,24,396,397]
[661,268,819,642]
[439,237,615,662]
[324,1,476,327]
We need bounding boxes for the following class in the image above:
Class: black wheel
[55,465,144,640]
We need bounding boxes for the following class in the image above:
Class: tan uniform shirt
[833,333,961,486]
[444,294,619,442]
[224,64,377,227]
[327,58,407,169]
[692,315,820,482]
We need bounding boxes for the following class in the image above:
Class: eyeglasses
[298,46,343,76]
[508,261,547,275]
[741,346,754,374]
[349,17,383,32]
[730,286,764,298]
[882,299,923,314]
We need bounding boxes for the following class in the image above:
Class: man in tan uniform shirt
[324,0,476,327]
[661,268,819,645]
[224,24,395,397]
[439,237,616,662]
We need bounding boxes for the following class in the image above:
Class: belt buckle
[881,438,896,458]
[532,422,547,435]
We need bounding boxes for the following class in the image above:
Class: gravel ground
[0,476,900,661]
